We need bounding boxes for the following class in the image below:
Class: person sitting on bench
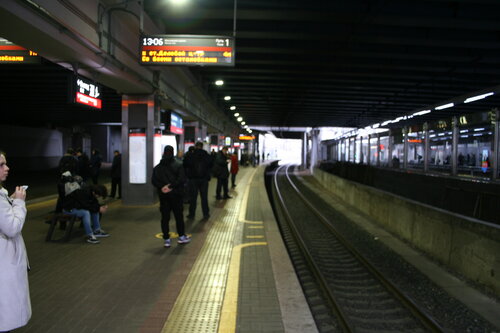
[62,184,109,244]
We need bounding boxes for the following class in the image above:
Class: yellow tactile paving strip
[161,169,259,333]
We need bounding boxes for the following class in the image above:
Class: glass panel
[379,135,389,166]
[457,111,494,179]
[369,137,378,165]
[406,130,425,170]
[349,138,356,162]
[392,129,403,169]
[355,138,362,163]
[361,137,369,164]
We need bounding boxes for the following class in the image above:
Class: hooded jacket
[151,155,186,195]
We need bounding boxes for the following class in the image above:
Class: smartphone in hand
[21,185,29,190]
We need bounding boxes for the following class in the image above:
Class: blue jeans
[63,209,101,236]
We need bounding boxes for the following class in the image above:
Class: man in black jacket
[183,142,213,220]
[110,150,122,199]
[213,146,232,200]
[152,145,191,248]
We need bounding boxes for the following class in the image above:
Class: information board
[140,35,234,66]
[0,38,40,64]
[74,76,102,109]
[129,128,147,184]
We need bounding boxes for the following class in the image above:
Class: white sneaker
[164,239,171,248]
[177,235,191,244]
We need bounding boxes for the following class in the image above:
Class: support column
[376,133,381,167]
[452,117,459,176]
[423,122,429,173]
[403,127,408,169]
[121,94,158,205]
[493,110,499,180]
[302,131,308,169]
[367,136,371,166]
[388,130,394,168]
[310,129,320,173]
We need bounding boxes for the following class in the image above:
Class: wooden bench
[45,213,82,242]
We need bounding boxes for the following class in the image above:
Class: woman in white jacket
[0,151,31,332]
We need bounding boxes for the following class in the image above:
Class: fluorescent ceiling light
[473,128,485,131]
[381,120,391,126]
[215,80,224,86]
[435,103,454,110]
[230,106,236,110]
[241,121,246,125]
[464,92,494,104]
[237,116,243,122]
[412,110,431,116]
[234,113,239,117]
[224,96,231,101]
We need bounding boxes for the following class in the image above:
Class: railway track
[271,164,443,333]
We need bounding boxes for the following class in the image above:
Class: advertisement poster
[129,128,147,184]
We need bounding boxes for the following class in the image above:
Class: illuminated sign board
[170,112,184,134]
[0,38,40,64]
[75,76,102,109]
[160,110,184,134]
[140,35,234,66]
[238,135,255,141]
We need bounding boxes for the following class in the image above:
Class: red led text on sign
[76,92,102,109]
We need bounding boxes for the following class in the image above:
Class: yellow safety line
[238,168,263,224]
[218,242,268,333]
[26,198,57,210]
[248,226,264,229]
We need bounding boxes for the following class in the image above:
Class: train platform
[16,164,317,333]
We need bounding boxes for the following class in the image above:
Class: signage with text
[0,38,40,64]
[75,76,102,109]
[140,35,234,66]
[170,112,184,134]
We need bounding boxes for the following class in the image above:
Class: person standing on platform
[183,142,213,220]
[110,150,122,199]
[89,149,102,184]
[152,145,191,248]
[58,148,77,175]
[230,150,239,188]
[0,151,31,332]
[213,146,231,200]
[75,148,91,183]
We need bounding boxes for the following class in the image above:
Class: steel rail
[272,164,353,333]
[284,165,444,333]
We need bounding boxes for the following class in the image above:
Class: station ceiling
[1,0,500,131]
[146,0,500,129]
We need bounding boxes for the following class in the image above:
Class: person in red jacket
[230,150,239,188]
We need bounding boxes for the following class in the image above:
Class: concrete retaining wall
[313,167,500,297]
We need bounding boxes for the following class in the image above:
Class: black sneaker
[223,195,233,199]
[86,236,100,244]
[93,230,110,238]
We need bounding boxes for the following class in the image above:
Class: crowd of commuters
[152,142,242,248]
[0,143,248,330]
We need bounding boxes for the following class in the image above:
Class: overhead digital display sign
[74,76,102,109]
[170,112,184,134]
[0,38,40,64]
[140,35,234,66]
[160,110,184,134]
